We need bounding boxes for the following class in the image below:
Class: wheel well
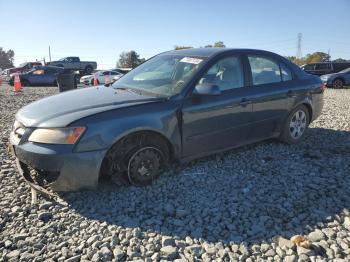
[302,103,313,123]
[333,77,345,84]
[99,130,174,180]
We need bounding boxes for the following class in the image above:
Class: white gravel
[0,84,350,261]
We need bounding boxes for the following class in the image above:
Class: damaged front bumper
[9,130,106,193]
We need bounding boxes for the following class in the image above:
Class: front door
[181,55,254,158]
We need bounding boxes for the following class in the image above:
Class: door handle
[239,98,252,106]
[287,90,297,97]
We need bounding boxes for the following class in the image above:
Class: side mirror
[193,83,221,96]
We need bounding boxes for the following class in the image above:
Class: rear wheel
[85,66,93,75]
[279,105,310,144]
[333,78,344,89]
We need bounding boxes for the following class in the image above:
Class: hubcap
[127,147,162,185]
[289,110,307,139]
[334,80,343,88]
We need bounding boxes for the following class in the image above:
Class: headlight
[28,127,86,144]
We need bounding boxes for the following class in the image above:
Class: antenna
[296,33,302,59]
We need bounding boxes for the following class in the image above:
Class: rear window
[248,56,281,85]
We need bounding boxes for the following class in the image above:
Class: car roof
[162,47,278,57]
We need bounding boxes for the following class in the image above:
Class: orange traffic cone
[14,74,22,93]
[93,74,98,86]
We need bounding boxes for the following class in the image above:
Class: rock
[113,246,125,260]
[39,201,52,209]
[162,236,176,247]
[160,246,178,260]
[87,235,99,245]
[284,255,297,262]
[343,217,350,230]
[4,240,12,248]
[100,246,112,260]
[66,255,81,262]
[278,237,295,249]
[38,211,52,221]
[308,229,325,242]
[297,246,313,256]
[6,250,20,259]
[265,249,276,257]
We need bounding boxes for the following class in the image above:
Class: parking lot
[0,83,349,261]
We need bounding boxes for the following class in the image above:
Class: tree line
[1,45,348,71]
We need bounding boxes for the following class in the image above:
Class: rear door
[182,55,254,157]
[247,55,297,140]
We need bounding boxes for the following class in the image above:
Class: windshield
[59,58,66,61]
[339,67,350,73]
[112,54,205,97]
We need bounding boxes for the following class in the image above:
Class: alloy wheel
[289,110,307,139]
[333,79,343,89]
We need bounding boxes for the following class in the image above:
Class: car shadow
[58,127,350,244]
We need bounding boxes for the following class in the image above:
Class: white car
[80,70,123,85]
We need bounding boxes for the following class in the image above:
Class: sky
[0,0,349,69]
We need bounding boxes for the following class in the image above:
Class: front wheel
[104,134,169,186]
[279,105,310,144]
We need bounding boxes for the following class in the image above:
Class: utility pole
[48,46,52,62]
[296,33,302,59]
[327,49,331,61]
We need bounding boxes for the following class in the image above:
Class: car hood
[321,73,341,78]
[16,86,162,128]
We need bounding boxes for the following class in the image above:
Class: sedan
[9,66,64,86]
[80,70,123,85]
[10,48,324,193]
[320,67,350,88]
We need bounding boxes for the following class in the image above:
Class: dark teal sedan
[9,48,324,194]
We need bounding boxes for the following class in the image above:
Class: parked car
[47,57,97,75]
[8,66,64,86]
[6,62,43,76]
[111,68,132,74]
[80,70,123,85]
[320,67,350,88]
[9,48,324,193]
[301,62,350,76]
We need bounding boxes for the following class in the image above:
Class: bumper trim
[16,158,55,199]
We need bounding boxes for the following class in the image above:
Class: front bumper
[9,131,106,192]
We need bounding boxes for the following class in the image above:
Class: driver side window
[198,56,244,91]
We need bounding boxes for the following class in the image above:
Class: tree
[0,47,15,70]
[333,58,348,63]
[117,51,145,68]
[305,52,330,64]
[174,45,193,50]
[286,56,305,66]
[205,41,226,48]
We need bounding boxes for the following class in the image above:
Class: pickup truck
[47,57,97,74]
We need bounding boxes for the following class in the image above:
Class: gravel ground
[0,84,350,262]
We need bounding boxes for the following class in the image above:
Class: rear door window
[280,63,293,81]
[248,56,281,85]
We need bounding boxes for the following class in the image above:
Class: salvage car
[8,66,64,86]
[9,48,324,193]
[320,67,350,88]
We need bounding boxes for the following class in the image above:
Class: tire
[279,105,310,144]
[333,78,344,89]
[22,79,30,87]
[104,133,169,186]
[85,66,93,75]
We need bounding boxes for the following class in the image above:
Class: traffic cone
[93,74,98,86]
[14,74,22,93]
